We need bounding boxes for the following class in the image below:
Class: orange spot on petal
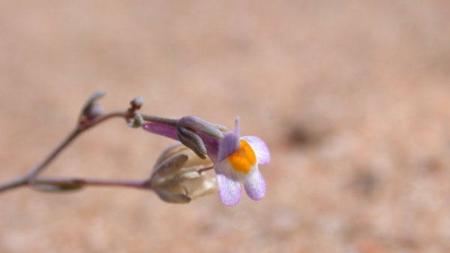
[228,140,256,174]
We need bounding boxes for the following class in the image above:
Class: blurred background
[1,1,450,252]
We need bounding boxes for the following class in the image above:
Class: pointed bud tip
[90,91,106,100]
[130,96,144,109]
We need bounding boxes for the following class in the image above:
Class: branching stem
[0,99,178,194]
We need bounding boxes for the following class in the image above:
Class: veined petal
[244,168,266,201]
[218,133,239,161]
[242,136,270,165]
[143,122,178,140]
[216,173,241,206]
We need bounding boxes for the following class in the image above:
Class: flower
[143,116,270,206]
[149,144,217,203]
[214,118,270,206]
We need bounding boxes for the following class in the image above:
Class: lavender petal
[242,136,270,165]
[244,168,266,201]
[216,173,241,206]
[218,133,239,161]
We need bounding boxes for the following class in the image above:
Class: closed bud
[150,144,217,203]
[130,96,144,110]
[128,113,144,128]
[79,91,105,124]
[84,103,103,121]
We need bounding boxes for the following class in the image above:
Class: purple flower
[143,116,270,206]
[213,118,270,206]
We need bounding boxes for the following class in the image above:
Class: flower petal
[242,136,270,165]
[244,168,266,201]
[216,173,241,206]
[143,122,178,140]
[218,133,239,161]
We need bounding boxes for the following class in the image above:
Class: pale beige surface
[1,1,450,252]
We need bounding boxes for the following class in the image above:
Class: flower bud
[128,113,145,128]
[130,96,144,110]
[79,91,105,124]
[150,144,217,203]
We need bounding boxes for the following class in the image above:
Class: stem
[0,176,28,192]
[26,129,82,179]
[27,111,128,180]
[33,177,149,190]
[0,111,128,193]
[0,98,180,195]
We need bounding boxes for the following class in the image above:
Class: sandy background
[1,1,450,252]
